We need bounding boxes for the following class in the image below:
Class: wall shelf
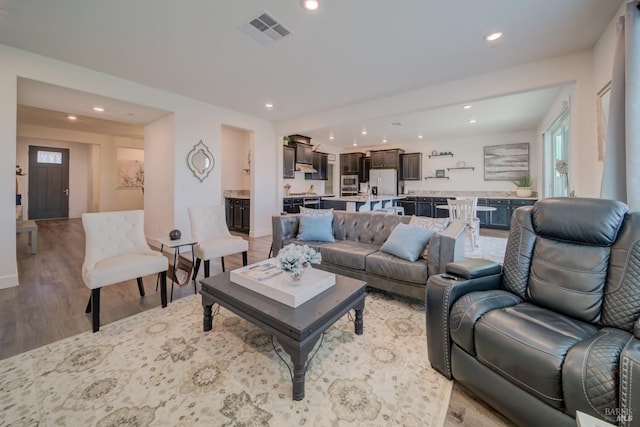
[424,176,450,180]
[428,153,454,158]
[447,166,474,171]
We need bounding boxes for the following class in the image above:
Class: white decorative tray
[230,259,336,308]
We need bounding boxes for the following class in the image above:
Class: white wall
[278,51,599,198]
[17,123,145,215]
[221,125,251,191]
[1,43,278,289]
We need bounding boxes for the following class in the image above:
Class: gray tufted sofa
[426,198,640,426]
[272,210,466,300]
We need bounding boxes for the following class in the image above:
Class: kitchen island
[321,195,406,212]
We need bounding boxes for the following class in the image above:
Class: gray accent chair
[426,197,640,426]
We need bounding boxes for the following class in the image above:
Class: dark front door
[28,146,70,219]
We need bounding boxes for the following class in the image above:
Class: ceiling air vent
[240,11,292,46]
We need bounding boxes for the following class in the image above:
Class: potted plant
[513,174,533,197]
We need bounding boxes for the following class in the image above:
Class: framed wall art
[483,142,529,181]
[117,147,144,189]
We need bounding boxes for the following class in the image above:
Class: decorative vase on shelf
[515,187,532,198]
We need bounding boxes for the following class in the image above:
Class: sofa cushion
[297,215,335,242]
[299,206,333,216]
[380,223,434,262]
[473,302,598,410]
[409,216,451,258]
[320,241,379,270]
[365,250,428,284]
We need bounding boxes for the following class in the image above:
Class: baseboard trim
[0,273,19,289]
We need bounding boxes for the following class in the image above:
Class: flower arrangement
[276,244,322,281]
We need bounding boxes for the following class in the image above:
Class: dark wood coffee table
[200,271,366,400]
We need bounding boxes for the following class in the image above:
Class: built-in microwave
[340,174,359,196]
[341,175,359,187]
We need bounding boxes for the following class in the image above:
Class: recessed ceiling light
[265,103,273,109]
[301,0,319,11]
[67,115,77,120]
[361,130,367,135]
[463,105,472,109]
[353,142,358,146]
[329,135,334,140]
[469,119,477,124]
[382,138,387,143]
[92,106,104,112]
[418,135,423,139]
[485,32,503,42]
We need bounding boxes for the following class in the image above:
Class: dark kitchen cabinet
[399,197,416,216]
[400,153,422,180]
[282,197,304,214]
[360,157,371,183]
[294,143,313,165]
[370,149,404,169]
[477,198,537,229]
[340,153,363,174]
[225,198,250,233]
[283,145,295,178]
[305,152,328,180]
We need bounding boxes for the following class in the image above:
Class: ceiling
[1,0,622,148]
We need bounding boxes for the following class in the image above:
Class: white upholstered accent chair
[447,197,479,247]
[82,210,168,332]
[188,205,248,279]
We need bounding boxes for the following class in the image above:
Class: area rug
[0,291,452,426]
[464,236,507,265]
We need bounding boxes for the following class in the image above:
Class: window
[37,150,62,164]
[325,163,334,195]
[543,107,570,197]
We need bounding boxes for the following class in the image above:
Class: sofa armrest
[620,336,640,426]
[271,215,300,256]
[426,221,466,276]
[425,273,502,379]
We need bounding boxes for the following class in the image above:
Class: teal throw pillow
[380,223,435,262]
[297,214,335,242]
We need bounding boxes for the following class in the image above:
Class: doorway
[28,145,69,219]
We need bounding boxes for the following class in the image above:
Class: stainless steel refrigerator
[369,169,398,196]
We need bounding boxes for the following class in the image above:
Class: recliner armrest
[446,258,502,279]
[425,273,502,379]
[620,336,640,426]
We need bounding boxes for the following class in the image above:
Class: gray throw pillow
[380,223,435,262]
[297,215,335,242]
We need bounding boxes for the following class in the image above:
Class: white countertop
[322,195,406,202]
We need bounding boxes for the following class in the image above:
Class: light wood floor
[4,218,513,426]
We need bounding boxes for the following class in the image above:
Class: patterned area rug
[464,236,507,265]
[1,291,452,426]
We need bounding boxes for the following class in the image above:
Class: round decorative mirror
[187,140,215,182]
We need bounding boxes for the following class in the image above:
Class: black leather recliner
[426,198,640,427]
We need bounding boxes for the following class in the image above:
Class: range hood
[295,163,317,173]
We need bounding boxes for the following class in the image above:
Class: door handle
[64,188,69,196]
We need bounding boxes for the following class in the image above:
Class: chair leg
[192,258,201,280]
[90,288,101,333]
[221,257,225,272]
[85,294,92,313]
[204,260,210,277]
[242,251,248,266]
[137,277,145,297]
[159,271,168,308]
[268,244,273,258]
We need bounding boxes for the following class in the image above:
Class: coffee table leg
[280,339,319,401]
[203,303,213,332]
[354,299,365,335]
